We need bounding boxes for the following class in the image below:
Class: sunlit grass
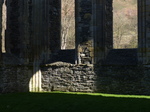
[50,91,150,99]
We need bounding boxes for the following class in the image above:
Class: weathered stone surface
[0,65,32,93]
[76,0,94,64]
[1,61,150,95]
[40,62,150,95]
[41,62,96,92]
[6,0,21,56]
[49,0,61,53]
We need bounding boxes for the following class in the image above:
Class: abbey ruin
[0,0,150,95]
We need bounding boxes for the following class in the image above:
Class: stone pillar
[19,0,31,64]
[93,0,104,63]
[138,0,145,64]
[6,0,20,56]
[29,0,45,92]
[5,0,31,64]
[145,1,150,64]
[103,0,113,53]
[138,0,150,64]
[76,0,113,64]
[29,0,61,92]
[144,0,150,64]
[75,0,94,64]
[92,0,113,64]
[49,0,61,54]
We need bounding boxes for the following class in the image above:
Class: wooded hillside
[113,0,137,48]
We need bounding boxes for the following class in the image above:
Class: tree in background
[61,0,75,49]
[113,0,137,49]
[61,0,137,49]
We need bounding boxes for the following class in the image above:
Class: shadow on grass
[0,92,150,112]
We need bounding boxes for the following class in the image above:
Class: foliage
[61,0,75,49]
[1,92,150,112]
[61,0,138,49]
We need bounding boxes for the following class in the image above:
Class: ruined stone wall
[1,0,150,95]
[41,62,150,95]
[138,0,146,64]
[6,0,21,56]
[27,0,61,63]
[3,0,32,64]
[0,65,32,93]
[96,65,150,95]
[19,0,32,64]
[75,0,113,65]
[92,0,113,64]
[75,0,94,64]
[1,62,150,95]
[3,0,56,64]
[49,0,61,54]
[41,62,97,92]
[93,0,104,63]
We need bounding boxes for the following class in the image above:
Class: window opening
[113,0,137,49]
[61,0,75,49]
[1,0,6,53]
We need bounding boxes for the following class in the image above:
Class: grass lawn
[0,92,150,112]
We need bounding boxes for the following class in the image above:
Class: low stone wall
[41,62,150,95]
[41,62,97,92]
[1,62,150,95]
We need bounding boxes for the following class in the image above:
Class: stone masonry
[41,62,150,95]
[41,62,96,92]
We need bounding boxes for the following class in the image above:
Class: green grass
[0,91,150,112]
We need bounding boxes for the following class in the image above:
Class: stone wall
[75,0,94,64]
[1,62,150,95]
[41,62,150,95]
[75,0,113,64]
[49,0,61,53]
[92,0,113,63]
[0,65,32,93]
[96,65,150,95]
[1,0,150,95]
[41,62,97,92]
[6,0,21,56]
[138,0,150,64]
